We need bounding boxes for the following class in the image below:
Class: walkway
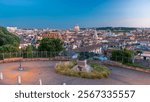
[0,61,149,85]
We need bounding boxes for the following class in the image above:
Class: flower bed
[55,61,111,79]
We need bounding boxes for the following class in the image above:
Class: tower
[74,25,80,32]
[93,30,98,39]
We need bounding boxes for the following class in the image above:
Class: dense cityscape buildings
[5,26,150,61]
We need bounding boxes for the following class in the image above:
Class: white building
[74,25,80,32]
[93,30,99,39]
[7,27,17,33]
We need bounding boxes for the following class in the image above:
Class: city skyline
[0,0,150,29]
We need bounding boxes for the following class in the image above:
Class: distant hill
[0,27,20,52]
[96,27,137,32]
[81,27,137,32]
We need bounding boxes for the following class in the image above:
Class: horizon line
[2,25,150,30]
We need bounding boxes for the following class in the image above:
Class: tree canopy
[0,27,20,52]
[38,38,64,52]
[111,49,134,64]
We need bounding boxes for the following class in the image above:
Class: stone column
[39,78,42,85]
[18,76,22,85]
[0,72,3,80]
[84,60,87,68]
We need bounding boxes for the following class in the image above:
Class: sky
[0,0,150,29]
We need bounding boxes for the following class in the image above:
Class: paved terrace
[0,61,150,85]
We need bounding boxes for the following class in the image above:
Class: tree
[38,38,64,53]
[22,45,34,58]
[111,49,134,64]
[0,27,20,52]
[0,44,18,52]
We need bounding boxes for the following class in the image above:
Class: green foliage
[38,38,64,53]
[111,49,134,64]
[125,63,150,70]
[0,27,20,52]
[22,45,34,58]
[90,63,110,73]
[0,44,19,52]
[55,62,111,79]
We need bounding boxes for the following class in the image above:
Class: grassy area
[55,61,111,79]
[90,63,110,72]
[124,63,150,70]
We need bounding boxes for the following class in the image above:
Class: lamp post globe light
[19,46,24,71]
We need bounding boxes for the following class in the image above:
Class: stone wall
[102,61,150,74]
[0,57,68,64]
[2,57,23,63]
[0,58,49,63]
[87,60,150,73]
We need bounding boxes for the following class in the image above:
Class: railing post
[16,52,17,58]
[27,52,28,58]
[46,51,47,58]
[50,51,51,58]
[148,59,150,67]
[37,51,38,58]
[10,52,11,58]
[31,51,33,58]
[2,53,4,60]
[132,53,135,63]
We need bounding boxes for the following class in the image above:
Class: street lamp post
[19,46,24,71]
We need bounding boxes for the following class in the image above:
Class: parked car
[93,56,108,61]
[72,53,78,59]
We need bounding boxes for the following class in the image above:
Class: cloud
[109,18,150,27]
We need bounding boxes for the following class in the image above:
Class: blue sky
[0,0,150,28]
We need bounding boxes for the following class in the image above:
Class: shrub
[125,63,150,69]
